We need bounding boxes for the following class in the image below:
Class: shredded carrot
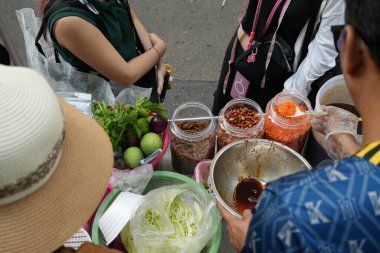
[265,100,310,152]
[275,100,306,120]
[277,100,297,117]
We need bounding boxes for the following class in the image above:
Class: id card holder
[230,71,250,99]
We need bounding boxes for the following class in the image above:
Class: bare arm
[53,16,166,86]
[129,7,153,51]
[129,7,167,94]
[215,200,252,252]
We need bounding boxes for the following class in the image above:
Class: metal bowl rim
[210,138,312,218]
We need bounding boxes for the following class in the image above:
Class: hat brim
[0,99,113,252]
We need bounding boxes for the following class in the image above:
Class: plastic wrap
[121,184,220,253]
[109,165,153,194]
[56,92,92,116]
[113,82,152,105]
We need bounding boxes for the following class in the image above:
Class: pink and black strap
[223,0,283,93]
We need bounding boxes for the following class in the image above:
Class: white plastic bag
[17,8,156,106]
[114,82,153,105]
[56,92,92,116]
[121,184,220,253]
[109,165,153,194]
[16,8,115,104]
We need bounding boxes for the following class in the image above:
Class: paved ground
[0,0,243,252]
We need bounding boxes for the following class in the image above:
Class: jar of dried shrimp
[170,102,216,175]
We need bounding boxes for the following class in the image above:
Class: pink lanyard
[248,0,263,48]
[223,0,283,92]
[260,0,292,88]
[247,0,283,48]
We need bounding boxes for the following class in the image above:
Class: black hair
[345,0,380,68]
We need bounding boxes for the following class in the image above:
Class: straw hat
[0,65,113,252]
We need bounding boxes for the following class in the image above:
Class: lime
[124,147,144,168]
[140,132,163,156]
[136,118,150,134]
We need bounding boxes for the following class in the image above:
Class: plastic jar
[264,92,312,153]
[217,98,264,150]
[170,102,216,175]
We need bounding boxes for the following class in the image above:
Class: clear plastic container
[170,102,216,175]
[217,98,264,150]
[264,92,312,153]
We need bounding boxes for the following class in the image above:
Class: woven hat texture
[0,65,113,253]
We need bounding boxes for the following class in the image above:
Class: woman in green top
[39,0,166,98]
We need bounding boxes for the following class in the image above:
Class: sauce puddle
[233,177,265,213]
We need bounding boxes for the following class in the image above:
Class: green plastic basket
[92,171,222,253]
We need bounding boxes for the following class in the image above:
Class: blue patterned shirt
[242,141,380,253]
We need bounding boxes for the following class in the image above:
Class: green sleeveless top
[47,0,138,72]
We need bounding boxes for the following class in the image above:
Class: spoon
[290,106,328,118]
[168,116,220,122]
[168,113,262,122]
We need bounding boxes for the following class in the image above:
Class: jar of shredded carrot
[264,92,312,153]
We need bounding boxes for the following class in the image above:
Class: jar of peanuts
[264,92,312,153]
[170,102,216,175]
[217,98,264,150]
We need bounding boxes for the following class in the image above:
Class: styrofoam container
[314,74,362,143]
[315,75,354,111]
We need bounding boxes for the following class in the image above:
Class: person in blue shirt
[216,0,380,252]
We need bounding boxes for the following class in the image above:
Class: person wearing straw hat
[0,65,120,252]
[216,0,380,251]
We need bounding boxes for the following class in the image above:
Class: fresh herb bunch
[135,96,168,120]
[92,96,168,152]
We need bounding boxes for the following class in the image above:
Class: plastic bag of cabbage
[121,184,220,253]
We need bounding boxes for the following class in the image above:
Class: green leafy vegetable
[135,96,169,120]
[92,96,168,152]
[92,101,139,152]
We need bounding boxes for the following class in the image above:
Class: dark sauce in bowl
[233,178,265,214]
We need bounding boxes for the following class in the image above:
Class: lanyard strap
[247,0,263,48]
[223,0,283,92]
[238,0,283,58]
[263,0,283,35]
[249,0,283,48]
[260,0,292,88]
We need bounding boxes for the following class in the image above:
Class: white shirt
[283,0,345,97]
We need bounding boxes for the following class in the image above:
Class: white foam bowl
[315,75,354,112]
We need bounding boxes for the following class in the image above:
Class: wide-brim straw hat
[0,66,113,252]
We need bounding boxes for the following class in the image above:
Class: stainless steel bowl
[210,139,312,218]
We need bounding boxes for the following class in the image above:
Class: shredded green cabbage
[121,195,202,252]
[165,196,198,238]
